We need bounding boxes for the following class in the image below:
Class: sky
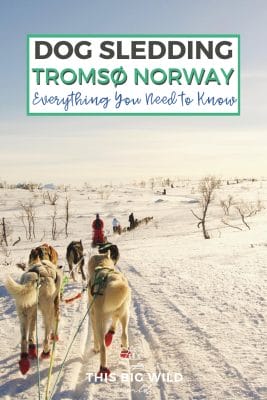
[0,0,266,185]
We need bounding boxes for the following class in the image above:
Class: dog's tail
[103,279,130,313]
[5,276,37,308]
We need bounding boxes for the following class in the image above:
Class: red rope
[64,292,82,303]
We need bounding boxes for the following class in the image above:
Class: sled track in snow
[1,264,263,400]
[128,289,169,400]
[129,284,208,400]
[46,286,91,400]
[125,263,263,400]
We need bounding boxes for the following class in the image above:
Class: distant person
[92,213,104,245]
[129,212,135,230]
[162,189,166,195]
[112,217,121,234]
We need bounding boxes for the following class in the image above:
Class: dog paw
[105,330,114,347]
[97,366,111,378]
[50,333,59,342]
[28,344,37,359]
[19,353,30,374]
[40,350,50,359]
[120,348,132,358]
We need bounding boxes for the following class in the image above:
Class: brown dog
[66,240,85,281]
[29,243,58,266]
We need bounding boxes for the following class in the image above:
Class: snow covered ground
[0,179,266,400]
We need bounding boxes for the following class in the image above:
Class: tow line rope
[63,281,89,303]
[63,247,92,303]
[39,245,95,399]
[44,317,59,400]
[45,272,77,400]
[71,255,85,275]
[36,276,41,400]
[47,293,97,400]
[48,265,110,399]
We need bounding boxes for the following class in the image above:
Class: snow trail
[0,182,266,399]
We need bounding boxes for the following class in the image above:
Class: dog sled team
[5,239,131,379]
[92,214,121,245]
[4,211,154,379]
[91,213,153,245]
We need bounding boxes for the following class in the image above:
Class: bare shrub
[234,200,264,230]
[191,176,221,239]
[0,218,12,246]
[18,201,36,240]
[64,196,71,238]
[220,195,235,216]
[0,218,13,256]
[46,191,59,205]
[221,218,242,231]
[12,237,21,246]
[149,178,155,191]
[51,206,57,240]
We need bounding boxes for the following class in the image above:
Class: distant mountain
[43,183,56,190]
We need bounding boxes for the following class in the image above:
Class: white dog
[88,246,131,377]
[5,259,63,374]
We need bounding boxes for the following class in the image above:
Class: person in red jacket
[92,213,104,246]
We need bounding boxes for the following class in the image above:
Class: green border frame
[27,34,240,116]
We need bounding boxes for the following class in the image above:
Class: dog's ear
[110,245,119,264]
[29,248,39,263]
[29,249,34,259]
[37,247,44,258]
[98,242,112,254]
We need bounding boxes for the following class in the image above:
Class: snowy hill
[0,180,266,400]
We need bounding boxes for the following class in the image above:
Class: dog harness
[28,263,59,283]
[90,266,119,296]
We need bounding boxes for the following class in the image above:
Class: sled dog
[29,243,58,265]
[16,243,58,272]
[66,240,86,281]
[98,242,120,261]
[5,260,63,375]
[88,247,131,377]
